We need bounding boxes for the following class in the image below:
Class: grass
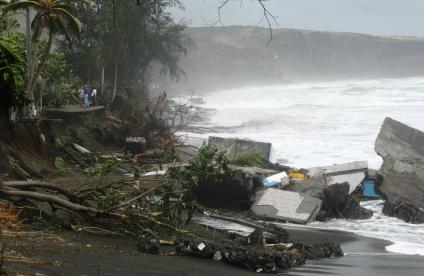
[229,153,276,169]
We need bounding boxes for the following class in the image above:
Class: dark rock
[125,137,147,154]
[136,230,161,255]
[317,182,373,221]
[173,238,343,274]
[375,117,424,223]
[137,238,160,255]
[382,199,424,223]
[196,166,277,210]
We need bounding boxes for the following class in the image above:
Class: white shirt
[91,89,97,96]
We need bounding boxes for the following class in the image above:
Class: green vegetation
[1,0,188,118]
[60,0,189,117]
[229,152,276,169]
[168,144,235,201]
[0,33,27,111]
[3,0,82,104]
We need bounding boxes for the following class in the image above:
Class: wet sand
[4,226,424,275]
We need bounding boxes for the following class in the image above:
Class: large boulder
[286,177,373,221]
[375,117,424,223]
[317,183,373,221]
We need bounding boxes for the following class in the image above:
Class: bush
[168,144,235,201]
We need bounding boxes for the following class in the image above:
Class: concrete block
[208,136,271,160]
[251,188,321,224]
[326,172,366,194]
[309,161,368,177]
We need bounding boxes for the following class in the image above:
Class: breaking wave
[311,200,424,256]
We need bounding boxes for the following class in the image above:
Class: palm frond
[2,1,41,14]
[53,7,81,35]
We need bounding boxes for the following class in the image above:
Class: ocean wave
[311,200,424,256]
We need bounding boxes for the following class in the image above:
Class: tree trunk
[111,59,118,105]
[24,8,33,101]
[101,66,105,95]
[29,31,54,95]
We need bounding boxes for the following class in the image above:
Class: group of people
[79,85,97,107]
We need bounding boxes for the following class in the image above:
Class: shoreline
[5,224,424,275]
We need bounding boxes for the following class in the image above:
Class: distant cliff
[167,26,424,92]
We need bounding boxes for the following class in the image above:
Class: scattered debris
[251,188,322,224]
[263,172,288,188]
[375,117,424,223]
[171,238,343,274]
[361,179,379,198]
[208,136,272,160]
[73,143,91,154]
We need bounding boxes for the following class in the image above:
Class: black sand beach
[4,225,424,275]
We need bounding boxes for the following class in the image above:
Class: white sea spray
[176,77,424,256]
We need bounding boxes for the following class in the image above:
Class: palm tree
[3,0,82,103]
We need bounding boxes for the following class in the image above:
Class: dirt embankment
[0,107,123,181]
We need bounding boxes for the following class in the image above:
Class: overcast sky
[170,0,424,37]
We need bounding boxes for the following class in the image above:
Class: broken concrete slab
[326,172,365,194]
[208,136,271,160]
[309,161,368,177]
[308,161,368,194]
[286,175,327,198]
[251,188,321,224]
[375,117,424,223]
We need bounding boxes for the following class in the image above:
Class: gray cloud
[171,0,424,37]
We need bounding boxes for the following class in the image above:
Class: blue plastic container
[361,180,379,197]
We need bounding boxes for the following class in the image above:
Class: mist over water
[178,77,424,169]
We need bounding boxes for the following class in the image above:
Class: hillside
[165,26,424,92]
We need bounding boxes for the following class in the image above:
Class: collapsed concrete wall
[208,136,271,160]
[375,117,424,223]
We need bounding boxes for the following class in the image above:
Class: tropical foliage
[61,0,189,115]
[3,0,82,102]
[0,0,188,115]
[0,32,28,111]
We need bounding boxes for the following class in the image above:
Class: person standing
[83,85,89,107]
[78,86,84,107]
[91,87,97,106]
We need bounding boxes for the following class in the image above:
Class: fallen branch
[105,181,170,212]
[0,187,112,218]
[2,181,79,203]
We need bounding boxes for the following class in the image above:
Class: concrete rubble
[309,161,368,194]
[251,188,322,224]
[208,136,272,160]
[375,117,424,223]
